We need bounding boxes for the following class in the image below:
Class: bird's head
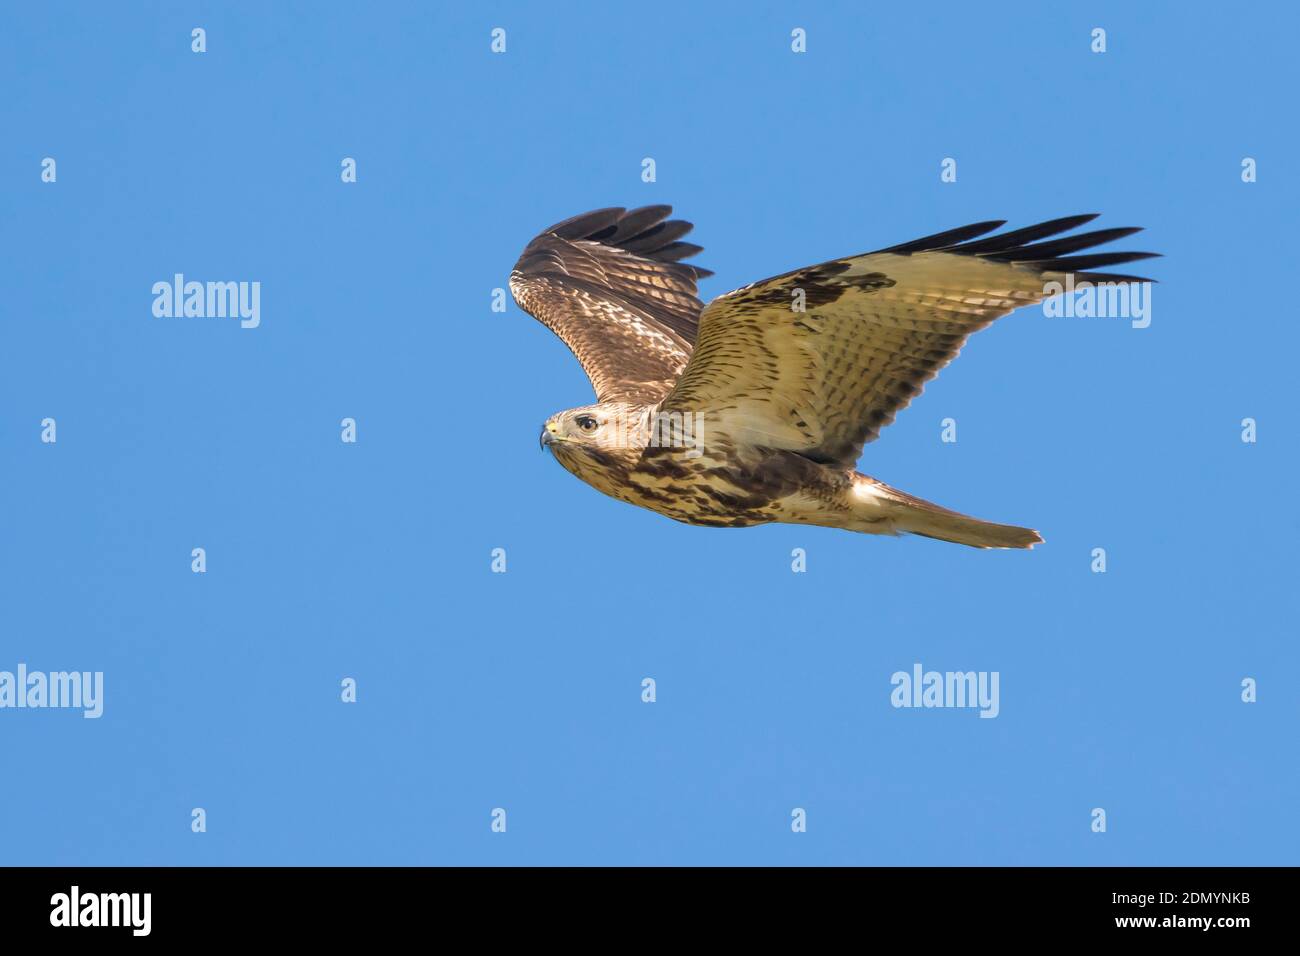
[540,403,649,465]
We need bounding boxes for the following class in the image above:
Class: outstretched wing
[659,215,1158,466]
[509,206,712,405]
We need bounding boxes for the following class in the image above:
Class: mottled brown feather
[509,206,710,404]
[661,218,1156,467]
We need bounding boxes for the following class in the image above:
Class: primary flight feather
[509,205,1157,548]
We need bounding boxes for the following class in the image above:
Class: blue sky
[2,1,1296,865]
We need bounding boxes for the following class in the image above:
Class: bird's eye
[575,415,599,433]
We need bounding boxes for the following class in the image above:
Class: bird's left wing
[509,206,712,405]
[658,215,1158,466]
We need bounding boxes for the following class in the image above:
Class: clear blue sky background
[2,1,1296,865]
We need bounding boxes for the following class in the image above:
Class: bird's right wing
[509,206,712,405]
[658,216,1157,466]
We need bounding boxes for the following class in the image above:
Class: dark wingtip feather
[998,226,1143,262]
[1023,251,1161,273]
[537,205,709,272]
[950,214,1101,255]
[1072,272,1159,284]
[654,241,705,263]
[894,214,1163,283]
[883,220,1006,254]
[620,219,695,253]
[602,205,674,243]
[543,207,626,241]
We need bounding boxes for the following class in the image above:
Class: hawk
[510,206,1156,548]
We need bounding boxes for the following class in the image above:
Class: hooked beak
[539,422,559,450]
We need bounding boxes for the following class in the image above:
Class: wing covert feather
[509,206,711,404]
[660,217,1157,464]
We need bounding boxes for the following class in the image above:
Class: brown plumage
[509,205,1158,548]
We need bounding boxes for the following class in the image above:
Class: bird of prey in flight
[510,206,1156,548]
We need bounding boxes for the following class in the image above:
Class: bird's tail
[854,476,1042,550]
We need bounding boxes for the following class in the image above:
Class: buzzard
[510,206,1156,548]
